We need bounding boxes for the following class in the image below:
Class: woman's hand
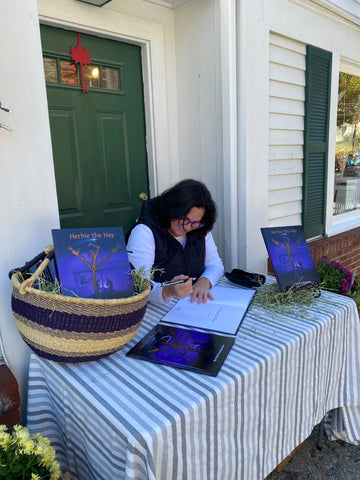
[190,277,213,304]
[162,275,193,301]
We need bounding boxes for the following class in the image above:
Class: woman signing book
[126,179,224,304]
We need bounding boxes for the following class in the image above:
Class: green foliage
[131,266,163,295]
[337,72,360,126]
[316,256,360,311]
[20,265,160,298]
[131,266,152,294]
[19,272,62,295]
[316,257,358,294]
[250,282,319,319]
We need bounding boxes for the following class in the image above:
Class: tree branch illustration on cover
[271,235,302,275]
[52,227,135,299]
[68,243,121,297]
[261,226,320,291]
[141,327,217,367]
[149,332,205,356]
[126,324,235,376]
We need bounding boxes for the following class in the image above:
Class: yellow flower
[50,460,61,480]
[20,439,35,454]
[13,425,31,447]
[34,433,50,446]
[34,438,56,468]
[0,424,59,480]
[0,432,11,449]
[41,446,56,467]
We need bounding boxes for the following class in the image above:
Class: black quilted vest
[134,199,206,283]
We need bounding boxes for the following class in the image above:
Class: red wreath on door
[70,33,91,94]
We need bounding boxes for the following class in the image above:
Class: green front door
[40,25,149,231]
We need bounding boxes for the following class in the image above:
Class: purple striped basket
[10,250,150,363]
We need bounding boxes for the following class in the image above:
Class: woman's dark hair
[152,179,217,236]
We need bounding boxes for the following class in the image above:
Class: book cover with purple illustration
[52,227,134,299]
[261,225,320,292]
[126,324,234,376]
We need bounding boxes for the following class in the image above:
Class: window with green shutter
[303,45,332,239]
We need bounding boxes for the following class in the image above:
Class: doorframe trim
[38,8,172,197]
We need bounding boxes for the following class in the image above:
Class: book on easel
[261,225,320,292]
[126,323,235,376]
[52,227,134,299]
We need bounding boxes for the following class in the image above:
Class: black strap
[8,250,55,279]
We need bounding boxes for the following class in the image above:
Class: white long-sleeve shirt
[127,224,224,304]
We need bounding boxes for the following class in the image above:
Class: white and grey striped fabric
[26,278,360,480]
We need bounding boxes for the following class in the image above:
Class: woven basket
[10,247,150,363]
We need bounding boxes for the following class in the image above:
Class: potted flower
[316,256,360,311]
[0,424,60,480]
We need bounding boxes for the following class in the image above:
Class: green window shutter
[303,45,332,239]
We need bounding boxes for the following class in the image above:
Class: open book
[160,284,255,335]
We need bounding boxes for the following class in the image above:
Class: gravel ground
[265,424,360,480]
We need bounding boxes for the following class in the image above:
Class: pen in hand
[160,278,197,287]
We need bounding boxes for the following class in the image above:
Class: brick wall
[267,226,360,276]
[308,227,360,276]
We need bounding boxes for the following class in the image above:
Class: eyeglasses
[177,216,205,230]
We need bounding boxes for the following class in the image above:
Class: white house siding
[173,0,226,264]
[268,32,305,227]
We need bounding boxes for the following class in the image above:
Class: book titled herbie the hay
[261,225,320,292]
[52,227,134,299]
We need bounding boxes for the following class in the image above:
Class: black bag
[225,268,265,289]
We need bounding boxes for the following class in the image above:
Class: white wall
[0,0,60,421]
[235,0,271,273]
[173,0,226,264]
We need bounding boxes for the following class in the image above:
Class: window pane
[60,61,79,85]
[83,64,100,89]
[103,67,119,90]
[334,72,360,215]
[43,57,58,83]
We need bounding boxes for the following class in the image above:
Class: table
[26,279,360,480]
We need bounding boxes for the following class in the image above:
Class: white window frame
[326,54,360,235]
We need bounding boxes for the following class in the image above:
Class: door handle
[139,192,148,202]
